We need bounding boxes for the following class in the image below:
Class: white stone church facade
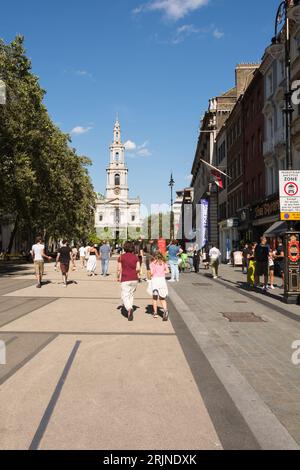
[95,120,141,240]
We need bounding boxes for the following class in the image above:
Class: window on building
[115,174,120,186]
[267,72,273,97]
[115,152,119,162]
[131,215,135,222]
[115,208,120,224]
[99,214,103,222]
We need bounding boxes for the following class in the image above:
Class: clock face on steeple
[114,188,120,195]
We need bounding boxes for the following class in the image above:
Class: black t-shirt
[58,246,72,264]
[255,244,270,262]
[276,244,285,261]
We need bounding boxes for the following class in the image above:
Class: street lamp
[169,173,175,240]
[266,0,300,303]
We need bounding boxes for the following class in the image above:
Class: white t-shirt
[209,247,221,261]
[32,244,44,262]
[79,247,85,257]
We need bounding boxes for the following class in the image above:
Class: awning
[264,221,287,237]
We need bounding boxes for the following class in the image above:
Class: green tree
[0,36,95,251]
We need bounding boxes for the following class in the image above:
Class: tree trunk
[7,215,19,254]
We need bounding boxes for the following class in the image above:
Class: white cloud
[126,140,152,158]
[137,148,152,157]
[124,140,137,151]
[70,126,93,135]
[134,0,210,21]
[213,28,224,39]
[76,70,93,79]
[172,23,200,44]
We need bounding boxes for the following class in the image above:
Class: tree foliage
[0,36,95,250]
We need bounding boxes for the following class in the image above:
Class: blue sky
[1,0,279,208]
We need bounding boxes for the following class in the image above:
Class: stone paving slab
[38,335,222,450]
[170,268,300,446]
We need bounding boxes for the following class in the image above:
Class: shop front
[219,218,239,263]
[251,197,280,242]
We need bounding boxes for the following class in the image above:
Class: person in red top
[117,241,141,321]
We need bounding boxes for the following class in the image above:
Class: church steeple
[113,118,121,144]
[107,119,128,200]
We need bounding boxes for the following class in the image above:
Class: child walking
[150,252,170,321]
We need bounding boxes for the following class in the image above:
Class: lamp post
[169,173,175,240]
[266,0,300,303]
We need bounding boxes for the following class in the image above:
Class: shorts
[256,261,269,277]
[34,261,44,277]
[269,265,274,272]
[60,262,70,275]
[153,289,166,301]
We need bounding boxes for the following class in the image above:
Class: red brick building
[238,69,266,242]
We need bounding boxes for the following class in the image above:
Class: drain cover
[221,312,265,323]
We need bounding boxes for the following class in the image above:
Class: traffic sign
[280,171,300,221]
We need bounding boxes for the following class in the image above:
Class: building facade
[95,120,141,240]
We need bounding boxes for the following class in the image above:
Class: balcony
[263,140,275,156]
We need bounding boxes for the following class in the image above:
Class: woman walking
[86,244,99,276]
[117,242,140,321]
[150,252,169,321]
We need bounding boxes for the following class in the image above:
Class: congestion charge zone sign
[280,171,300,221]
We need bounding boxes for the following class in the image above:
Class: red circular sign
[284,182,299,196]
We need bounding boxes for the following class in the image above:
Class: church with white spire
[95,119,141,240]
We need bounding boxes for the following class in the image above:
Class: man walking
[31,236,52,288]
[79,245,86,268]
[209,244,221,279]
[56,240,72,287]
[100,241,111,276]
[255,236,270,291]
[167,240,182,283]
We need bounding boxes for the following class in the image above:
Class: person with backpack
[254,237,270,291]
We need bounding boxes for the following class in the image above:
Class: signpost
[280,170,300,221]
[279,171,300,304]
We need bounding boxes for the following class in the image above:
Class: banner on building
[200,199,209,249]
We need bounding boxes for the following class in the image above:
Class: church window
[115,174,120,186]
[131,215,135,222]
[115,208,120,224]
[99,214,103,222]
[115,152,119,162]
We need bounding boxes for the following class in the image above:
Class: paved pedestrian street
[0,261,299,450]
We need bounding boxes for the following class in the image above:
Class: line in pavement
[168,286,300,450]
[29,341,81,450]
[0,298,58,329]
[168,296,260,450]
[0,331,176,337]
[0,334,59,386]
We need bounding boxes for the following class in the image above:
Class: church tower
[106,119,128,200]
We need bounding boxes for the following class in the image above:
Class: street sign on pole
[280,170,300,221]
[0,80,6,105]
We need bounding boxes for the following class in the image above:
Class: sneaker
[168,280,175,283]
[36,283,41,289]
[163,311,169,322]
[128,310,134,321]
[270,285,275,290]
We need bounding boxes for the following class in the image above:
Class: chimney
[235,63,260,98]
